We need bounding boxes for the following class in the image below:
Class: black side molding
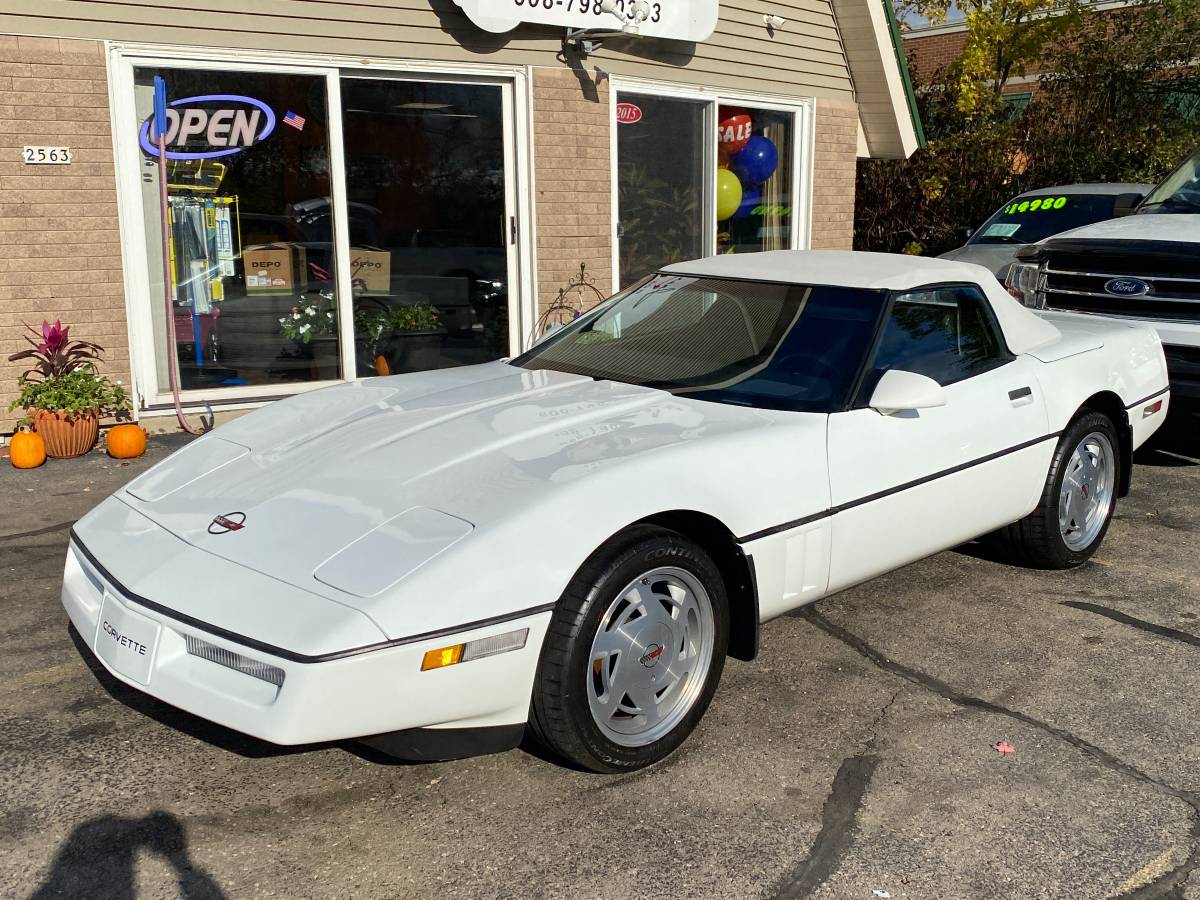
[1124,386,1169,410]
[1008,386,1033,401]
[736,431,1061,544]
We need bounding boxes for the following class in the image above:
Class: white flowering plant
[278,302,336,344]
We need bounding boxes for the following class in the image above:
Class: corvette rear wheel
[993,411,1120,569]
[530,527,729,773]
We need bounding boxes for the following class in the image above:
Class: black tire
[992,411,1121,569]
[530,526,729,773]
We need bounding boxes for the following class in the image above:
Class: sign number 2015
[22,146,73,165]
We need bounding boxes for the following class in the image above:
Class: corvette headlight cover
[185,634,286,687]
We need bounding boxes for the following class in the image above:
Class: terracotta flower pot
[32,408,99,459]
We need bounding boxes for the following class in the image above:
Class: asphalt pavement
[1,413,1198,900]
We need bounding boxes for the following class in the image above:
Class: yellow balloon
[716,168,743,221]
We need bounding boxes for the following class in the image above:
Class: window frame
[107,44,534,418]
[608,77,815,293]
[851,282,1016,407]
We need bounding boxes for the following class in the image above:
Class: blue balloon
[730,135,778,186]
[733,189,761,219]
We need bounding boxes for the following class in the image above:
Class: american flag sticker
[283,111,306,131]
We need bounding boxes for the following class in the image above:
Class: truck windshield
[514,275,887,413]
[970,194,1120,245]
[1139,150,1200,213]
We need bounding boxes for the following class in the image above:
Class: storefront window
[717,106,793,254]
[616,93,707,288]
[340,78,509,377]
[135,67,342,391]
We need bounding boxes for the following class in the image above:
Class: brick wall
[904,29,968,82]
[530,66,613,325]
[0,35,128,436]
[809,98,858,250]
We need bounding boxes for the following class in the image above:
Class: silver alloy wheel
[1059,430,1116,552]
[586,566,715,747]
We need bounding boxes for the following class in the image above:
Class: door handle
[1008,386,1034,406]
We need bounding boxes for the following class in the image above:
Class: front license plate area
[95,594,160,686]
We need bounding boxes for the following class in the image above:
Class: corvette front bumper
[62,541,551,748]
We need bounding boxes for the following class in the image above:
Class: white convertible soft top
[662,250,1061,355]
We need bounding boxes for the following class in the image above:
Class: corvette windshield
[514,275,887,413]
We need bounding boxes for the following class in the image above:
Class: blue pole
[152,76,168,140]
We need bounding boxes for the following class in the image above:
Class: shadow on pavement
[1136,403,1200,467]
[30,810,224,900]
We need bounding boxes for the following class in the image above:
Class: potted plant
[279,300,339,380]
[356,302,442,375]
[7,321,131,458]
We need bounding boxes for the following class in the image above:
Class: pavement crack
[0,521,72,542]
[859,688,901,753]
[770,752,880,900]
[1061,601,1200,651]
[798,607,1195,808]
[799,607,1200,899]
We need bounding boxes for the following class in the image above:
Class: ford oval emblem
[1104,277,1152,297]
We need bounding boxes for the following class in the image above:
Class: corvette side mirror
[869,370,947,415]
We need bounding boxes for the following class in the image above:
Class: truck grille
[1039,249,1200,321]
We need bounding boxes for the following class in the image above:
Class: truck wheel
[994,411,1121,569]
[530,527,729,773]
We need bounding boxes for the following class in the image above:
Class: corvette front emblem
[208,512,247,534]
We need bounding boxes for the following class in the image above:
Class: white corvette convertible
[64,251,1170,772]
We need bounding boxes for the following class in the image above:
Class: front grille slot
[1041,258,1200,321]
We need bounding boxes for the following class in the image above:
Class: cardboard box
[350,248,392,296]
[243,244,308,296]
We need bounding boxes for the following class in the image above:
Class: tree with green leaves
[856,0,1200,256]
[901,0,1082,116]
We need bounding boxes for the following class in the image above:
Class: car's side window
[865,286,1012,390]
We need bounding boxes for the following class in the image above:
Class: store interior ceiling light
[394,103,454,110]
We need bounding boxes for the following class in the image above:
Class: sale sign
[718,107,752,154]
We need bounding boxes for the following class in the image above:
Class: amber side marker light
[1143,399,1164,418]
[420,628,530,672]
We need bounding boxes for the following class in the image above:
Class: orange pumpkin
[106,423,147,459]
[10,430,46,469]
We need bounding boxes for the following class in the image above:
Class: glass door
[615,92,709,288]
[133,66,345,392]
[339,76,515,377]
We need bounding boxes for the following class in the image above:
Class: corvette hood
[115,362,777,611]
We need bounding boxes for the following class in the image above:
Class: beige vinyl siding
[0,0,853,100]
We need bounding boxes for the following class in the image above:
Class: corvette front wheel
[530,527,729,773]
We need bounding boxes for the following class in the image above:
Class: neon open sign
[139,94,276,160]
